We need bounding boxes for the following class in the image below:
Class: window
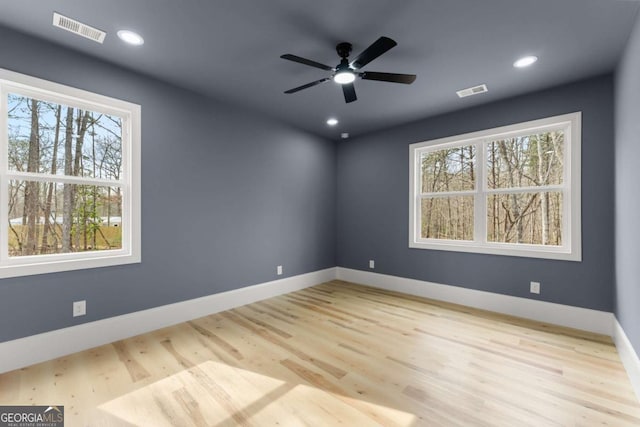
[0,68,140,278]
[409,113,581,261]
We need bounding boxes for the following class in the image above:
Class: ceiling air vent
[52,12,106,44]
[456,84,488,98]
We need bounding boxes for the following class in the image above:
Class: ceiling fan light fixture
[334,71,356,84]
[280,36,415,103]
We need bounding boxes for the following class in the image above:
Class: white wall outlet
[369,260,375,269]
[277,265,283,276]
[530,281,541,294]
[73,300,86,317]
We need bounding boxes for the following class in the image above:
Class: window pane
[421,145,475,193]
[487,131,564,189]
[421,196,474,240]
[486,191,562,245]
[8,180,122,256]
[7,93,123,180]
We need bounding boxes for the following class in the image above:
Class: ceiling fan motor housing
[336,42,353,59]
[335,60,352,73]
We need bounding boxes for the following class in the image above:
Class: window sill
[0,252,141,279]
[409,240,581,262]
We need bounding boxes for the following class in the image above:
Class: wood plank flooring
[0,280,639,426]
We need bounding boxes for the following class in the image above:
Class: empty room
[1,0,640,425]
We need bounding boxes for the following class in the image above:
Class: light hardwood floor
[1,280,639,426]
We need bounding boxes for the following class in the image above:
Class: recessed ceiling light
[327,118,339,126]
[341,132,350,139]
[513,55,538,68]
[117,30,144,46]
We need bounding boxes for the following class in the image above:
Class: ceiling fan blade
[360,72,417,84]
[342,83,357,103]
[280,54,333,71]
[284,78,331,94]
[350,37,397,69]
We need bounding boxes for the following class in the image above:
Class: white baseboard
[337,268,640,403]
[614,319,640,402]
[336,267,614,336]
[0,267,337,374]
[5,264,636,402]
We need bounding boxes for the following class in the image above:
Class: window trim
[0,68,141,278]
[409,112,581,261]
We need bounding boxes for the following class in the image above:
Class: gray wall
[0,26,336,342]
[615,13,640,355]
[0,22,624,344]
[337,75,615,311]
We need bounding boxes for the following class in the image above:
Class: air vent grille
[53,12,106,43]
[456,84,488,98]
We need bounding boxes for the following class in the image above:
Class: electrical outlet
[530,281,541,294]
[277,265,283,276]
[73,300,86,317]
[369,260,375,269]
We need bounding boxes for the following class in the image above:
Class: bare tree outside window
[7,94,123,256]
[486,131,564,246]
[410,113,580,261]
[420,146,475,240]
[0,68,139,279]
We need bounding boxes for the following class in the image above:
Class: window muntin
[409,113,581,261]
[0,68,140,277]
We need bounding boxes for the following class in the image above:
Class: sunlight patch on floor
[92,360,417,426]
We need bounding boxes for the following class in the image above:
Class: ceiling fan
[280,36,416,103]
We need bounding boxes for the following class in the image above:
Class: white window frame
[409,112,581,261]
[0,68,141,278]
